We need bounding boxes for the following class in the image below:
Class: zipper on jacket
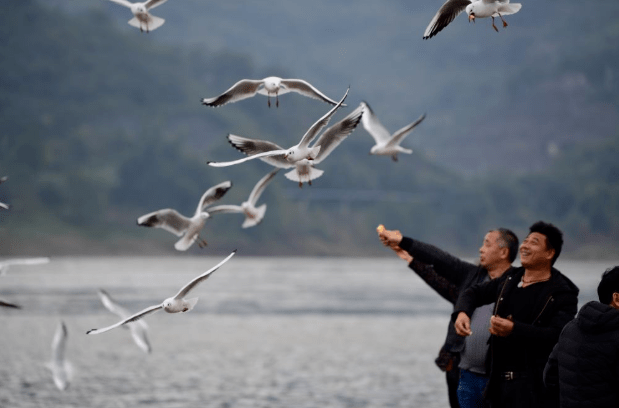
[532,296,554,325]
[493,276,511,316]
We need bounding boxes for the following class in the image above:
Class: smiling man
[454,221,579,408]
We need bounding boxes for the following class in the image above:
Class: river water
[0,256,613,407]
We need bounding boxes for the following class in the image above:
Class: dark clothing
[455,267,579,408]
[400,237,507,408]
[544,301,619,408]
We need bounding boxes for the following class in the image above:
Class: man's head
[479,228,519,269]
[598,266,619,309]
[520,221,563,269]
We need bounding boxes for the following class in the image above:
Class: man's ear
[500,247,510,261]
[545,248,555,262]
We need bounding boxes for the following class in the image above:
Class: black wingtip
[86,329,94,335]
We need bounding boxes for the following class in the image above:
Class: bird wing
[205,205,244,215]
[129,323,152,353]
[145,0,168,10]
[197,181,233,213]
[97,289,131,318]
[0,257,50,276]
[313,104,364,164]
[208,134,289,168]
[174,250,237,299]
[87,304,163,335]
[423,0,472,40]
[247,168,280,205]
[51,321,68,364]
[137,209,191,236]
[201,79,264,107]
[298,88,349,149]
[360,101,392,144]
[386,114,426,148]
[280,79,341,105]
[108,0,134,9]
[0,298,21,309]
[0,176,7,184]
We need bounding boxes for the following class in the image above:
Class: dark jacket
[544,301,619,408]
[455,267,579,407]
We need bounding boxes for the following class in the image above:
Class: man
[543,266,619,408]
[454,221,579,408]
[379,226,519,408]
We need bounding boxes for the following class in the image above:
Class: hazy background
[1,0,618,258]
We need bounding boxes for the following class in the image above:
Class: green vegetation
[0,1,617,259]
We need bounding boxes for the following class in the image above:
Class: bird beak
[469,14,475,23]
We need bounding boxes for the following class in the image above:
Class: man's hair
[528,221,563,265]
[598,266,619,305]
[493,228,519,264]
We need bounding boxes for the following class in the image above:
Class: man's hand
[394,248,413,263]
[377,226,403,249]
[454,312,472,336]
[489,315,514,337]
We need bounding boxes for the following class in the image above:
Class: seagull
[0,176,9,210]
[96,289,152,353]
[201,77,343,108]
[423,0,522,39]
[46,321,72,391]
[360,102,425,162]
[136,181,232,251]
[108,0,169,33]
[218,103,364,188]
[208,88,350,173]
[0,257,51,276]
[207,169,280,228]
[87,251,236,335]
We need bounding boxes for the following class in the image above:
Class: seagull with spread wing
[217,103,364,187]
[360,102,425,162]
[96,289,152,353]
[87,251,236,335]
[207,88,349,172]
[201,76,343,108]
[136,181,232,251]
[423,0,522,40]
[207,169,280,228]
[108,0,169,33]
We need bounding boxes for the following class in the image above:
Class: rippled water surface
[0,256,610,407]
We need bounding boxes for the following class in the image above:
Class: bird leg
[498,13,508,28]
[276,94,279,108]
[491,17,499,32]
[391,154,398,162]
[197,236,208,248]
[308,180,312,186]
[268,97,271,108]
[298,181,303,188]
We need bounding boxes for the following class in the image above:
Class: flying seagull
[0,257,50,276]
[0,298,21,309]
[96,289,152,353]
[423,0,522,40]
[207,169,280,228]
[201,76,343,108]
[207,88,349,171]
[87,251,236,335]
[219,103,364,187]
[108,0,169,33]
[46,321,72,391]
[360,102,426,161]
[137,181,232,251]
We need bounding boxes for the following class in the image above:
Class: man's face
[479,231,505,268]
[520,232,554,268]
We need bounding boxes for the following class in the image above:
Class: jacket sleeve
[408,259,459,304]
[399,237,477,288]
[453,274,507,318]
[509,290,578,343]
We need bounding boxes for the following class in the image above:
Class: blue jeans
[457,369,489,408]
